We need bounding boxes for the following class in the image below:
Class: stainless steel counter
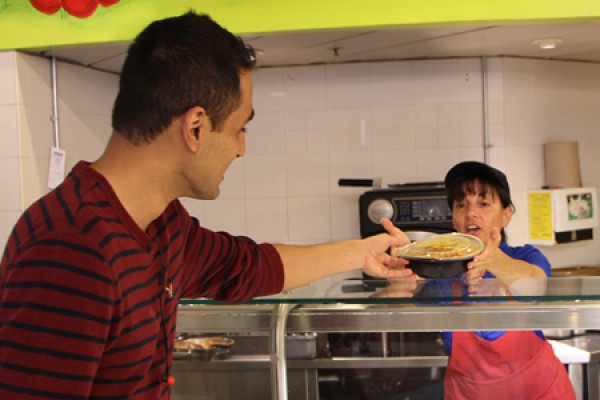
[176,277,600,400]
[177,303,600,334]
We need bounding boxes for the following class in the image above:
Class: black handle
[338,178,379,187]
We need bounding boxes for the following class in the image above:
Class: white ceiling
[26,21,600,74]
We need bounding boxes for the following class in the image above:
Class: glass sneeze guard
[176,276,600,400]
[179,276,600,305]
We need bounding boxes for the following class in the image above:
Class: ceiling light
[531,38,563,50]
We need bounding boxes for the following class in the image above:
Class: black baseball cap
[444,161,510,196]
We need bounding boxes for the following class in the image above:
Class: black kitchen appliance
[358,182,454,238]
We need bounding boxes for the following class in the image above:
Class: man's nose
[237,132,246,158]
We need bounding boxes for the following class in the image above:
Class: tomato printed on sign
[30,0,120,18]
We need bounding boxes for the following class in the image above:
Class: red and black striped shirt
[0,161,284,399]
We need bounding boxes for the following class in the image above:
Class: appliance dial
[367,199,394,224]
[427,206,444,218]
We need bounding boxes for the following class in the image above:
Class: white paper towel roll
[544,141,582,188]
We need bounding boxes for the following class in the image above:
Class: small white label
[48,147,66,189]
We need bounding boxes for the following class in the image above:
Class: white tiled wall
[0,52,21,246]
[490,57,600,268]
[235,58,486,252]
[2,51,600,276]
[0,52,115,246]
[16,53,54,211]
[16,54,116,210]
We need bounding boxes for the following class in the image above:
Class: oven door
[358,184,454,238]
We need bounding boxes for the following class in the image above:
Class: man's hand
[380,218,410,248]
[360,218,416,280]
[373,278,421,298]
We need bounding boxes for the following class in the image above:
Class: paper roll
[544,141,582,188]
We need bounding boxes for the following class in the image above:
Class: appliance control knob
[367,199,394,224]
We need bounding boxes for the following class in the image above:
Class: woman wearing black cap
[441,161,574,399]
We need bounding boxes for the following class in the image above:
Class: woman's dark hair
[112,12,256,144]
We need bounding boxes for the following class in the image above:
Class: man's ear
[182,106,209,151]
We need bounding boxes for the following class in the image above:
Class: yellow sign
[528,192,553,242]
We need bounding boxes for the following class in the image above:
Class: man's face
[189,70,254,200]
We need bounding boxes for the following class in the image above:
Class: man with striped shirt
[0,12,414,399]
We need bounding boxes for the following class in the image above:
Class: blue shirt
[440,242,551,354]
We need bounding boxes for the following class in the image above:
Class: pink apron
[444,331,576,400]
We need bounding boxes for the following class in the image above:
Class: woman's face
[451,180,512,245]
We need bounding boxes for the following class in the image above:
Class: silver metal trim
[271,303,291,400]
[51,56,60,148]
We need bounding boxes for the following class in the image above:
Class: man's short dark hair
[112,12,256,144]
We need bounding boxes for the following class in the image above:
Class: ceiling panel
[28,42,129,73]
[24,22,600,73]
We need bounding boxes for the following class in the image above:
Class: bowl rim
[397,232,484,261]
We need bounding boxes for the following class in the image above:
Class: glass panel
[179,276,600,305]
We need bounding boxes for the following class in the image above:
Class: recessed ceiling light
[531,38,563,50]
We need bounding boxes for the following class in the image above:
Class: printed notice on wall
[48,147,66,189]
[528,192,554,244]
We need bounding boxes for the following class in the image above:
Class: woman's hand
[465,227,545,289]
[466,227,502,282]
